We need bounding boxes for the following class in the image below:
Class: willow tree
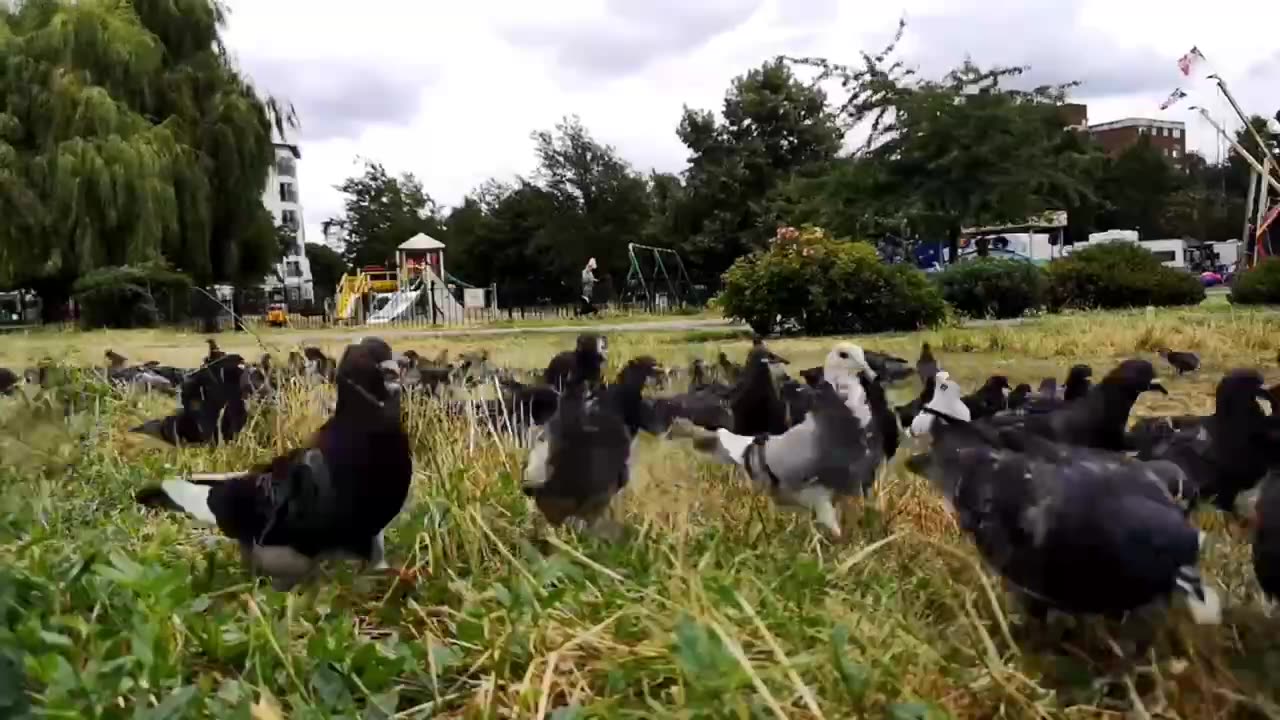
[0,0,293,319]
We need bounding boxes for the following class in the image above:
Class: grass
[3,305,1280,718]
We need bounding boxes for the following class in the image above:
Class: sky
[221,0,1280,248]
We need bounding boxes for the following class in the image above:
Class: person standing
[577,257,599,316]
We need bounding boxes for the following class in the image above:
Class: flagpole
[1191,107,1280,195]
[1243,165,1258,263]
[1208,75,1277,165]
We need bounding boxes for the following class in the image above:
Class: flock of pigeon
[3,331,1280,633]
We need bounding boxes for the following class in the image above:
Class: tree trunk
[947,223,961,265]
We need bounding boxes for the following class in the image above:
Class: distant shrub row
[717,228,1208,335]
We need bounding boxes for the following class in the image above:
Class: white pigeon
[674,342,883,537]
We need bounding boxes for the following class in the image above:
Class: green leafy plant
[1229,257,1280,305]
[718,225,946,334]
[70,263,193,329]
[1046,242,1204,310]
[935,258,1047,319]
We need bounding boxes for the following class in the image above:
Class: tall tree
[672,60,842,282]
[787,22,1099,263]
[304,243,347,303]
[331,161,445,270]
[1095,136,1186,238]
[529,116,652,294]
[0,0,292,319]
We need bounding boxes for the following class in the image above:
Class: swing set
[621,243,699,311]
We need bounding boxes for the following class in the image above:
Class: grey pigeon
[671,343,886,538]
[908,373,1221,624]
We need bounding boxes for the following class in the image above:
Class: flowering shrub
[718,225,946,335]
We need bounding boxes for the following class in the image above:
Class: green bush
[936,258,1047,319]
[1046,242,1205,310]
[1229,257,1280,305]
[71,263,193,329]
[718,226,947,335]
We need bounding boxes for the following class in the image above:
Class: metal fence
[16,280,703,333]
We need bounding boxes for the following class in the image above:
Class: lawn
[3,305,1280,719]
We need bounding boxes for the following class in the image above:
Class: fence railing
[11,279,705,333]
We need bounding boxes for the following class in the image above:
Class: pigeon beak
[1148,380,1169,395]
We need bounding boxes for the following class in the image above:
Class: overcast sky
[221,0,1280,247]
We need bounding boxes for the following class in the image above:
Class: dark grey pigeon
[1062,364,1093,402]
[1158,348,1200,375]
[0,367,17,396]
[908,373,1221,624]
[727,342,789,436]
[1241,470,1280,601]
[987,359,1166,453]
[1007,383,1032,410]
[131,354,249,446]
[916,342,939,387]
[1143,369,1280,513]
[1037,377,1057,399]
[671,343,884,538]
[544,333,608,390]
[522,356,664,538]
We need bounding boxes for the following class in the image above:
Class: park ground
[3,300,1280,718]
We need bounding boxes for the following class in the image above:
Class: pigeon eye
[940,383,949,391]
[838,351,849,359]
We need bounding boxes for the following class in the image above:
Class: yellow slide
[335,272,369,320]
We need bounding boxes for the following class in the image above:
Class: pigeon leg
[368,531,388,570]
[791,485,842,539]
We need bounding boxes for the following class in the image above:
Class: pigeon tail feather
[1174,565,1222,625]
[136,480,219,525]
[713,428,755,466]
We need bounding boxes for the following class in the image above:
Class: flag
[1177,46,1207,77]
[1159,88,1188,110]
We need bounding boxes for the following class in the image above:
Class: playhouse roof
[399,233,445,251]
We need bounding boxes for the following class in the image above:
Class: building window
[1138,127,1148,135]
[279,182,297,203]
[1171,149,1180,158]
[1151,250,1176,263]
[276,156,296,177]
[281,209,299,231]
[286,260,302,278]
[286,286,301,303]
[1172,128,1181,138]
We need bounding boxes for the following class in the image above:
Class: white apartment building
[261,142,315,304]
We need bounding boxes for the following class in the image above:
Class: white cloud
[221,0,1280,248]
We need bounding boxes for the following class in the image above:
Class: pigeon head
[616,356,665,388]
[826,343,874,381]
[335,342,403,420]
[910,371,972,436]
[751,335,790,365]
[1104,358,1167,395]
[1215,369,1272,422]
[1067,364,1093,381]
[576,333,607,359]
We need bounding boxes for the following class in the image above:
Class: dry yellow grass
[3,304,1280,718]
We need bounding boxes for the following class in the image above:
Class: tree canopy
[0,0,293,317]
[7,9,1261,313]
[330,161,445,270]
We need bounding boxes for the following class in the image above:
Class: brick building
[1087,117,1187,164]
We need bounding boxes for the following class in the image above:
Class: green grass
[4,306,1280,718]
